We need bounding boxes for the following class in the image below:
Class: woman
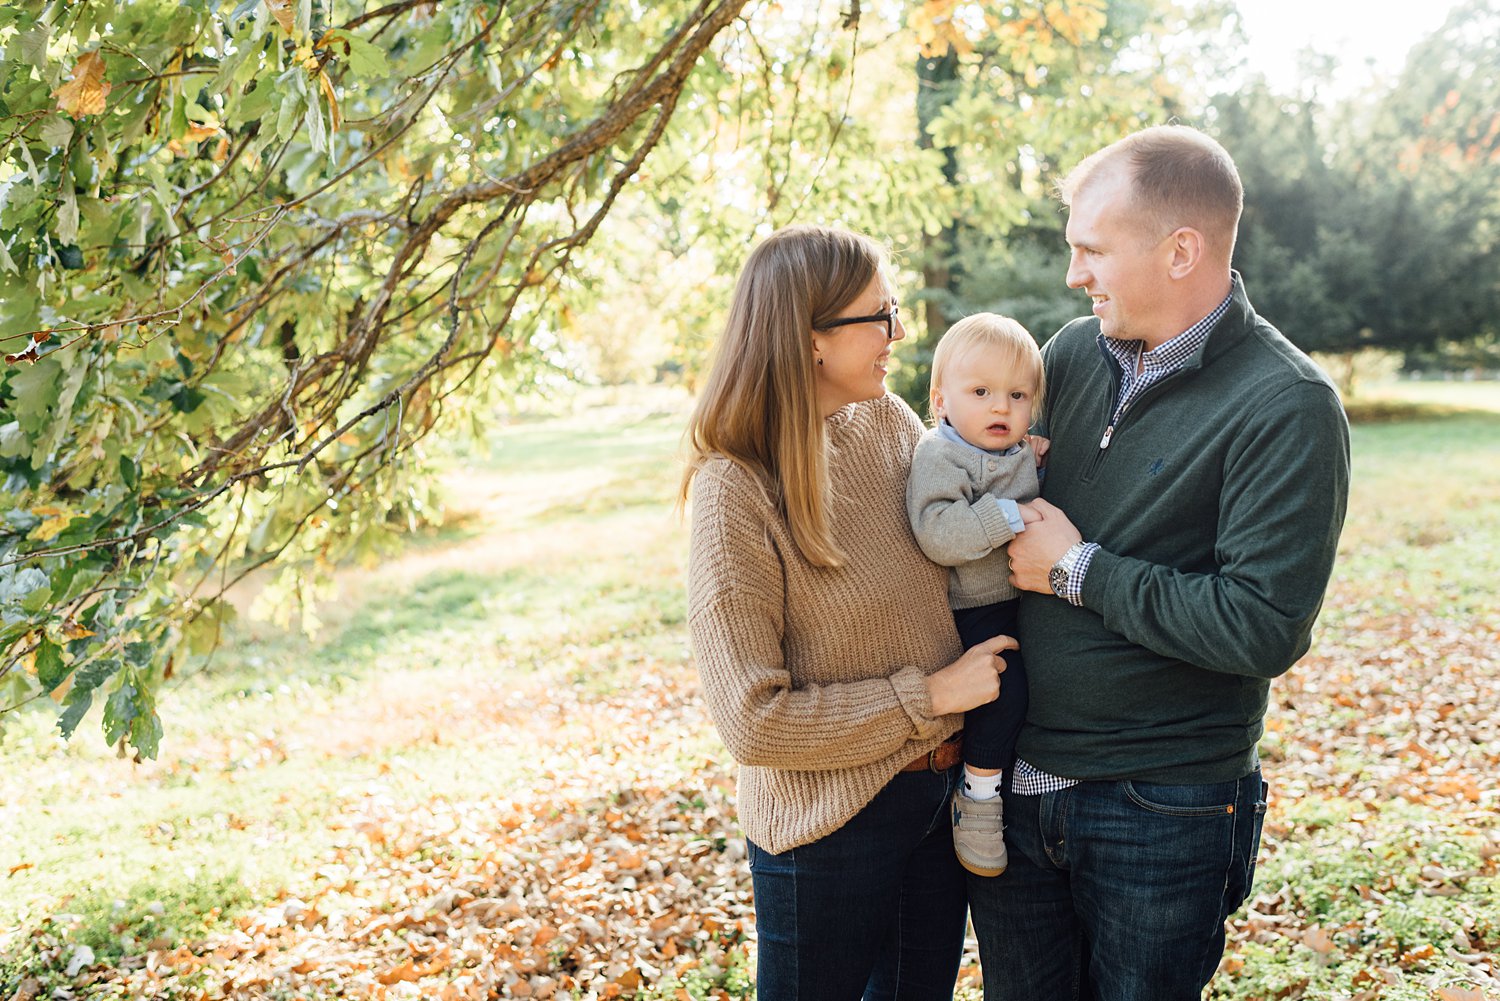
[682,225,1014,1000]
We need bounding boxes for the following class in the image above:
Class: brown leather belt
[901,734,963,773]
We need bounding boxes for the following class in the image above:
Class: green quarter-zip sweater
[1017,274,1350,783]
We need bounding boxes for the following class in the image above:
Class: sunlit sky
[1236,0,1465,96]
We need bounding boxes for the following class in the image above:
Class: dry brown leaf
[1399,942,1436,964]
[265,0,295,34]
[53,50,111,118]
[1301,926,1336,954]
[318,69,341,132]
[183,122,221,143]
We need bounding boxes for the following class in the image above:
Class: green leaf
[183,598,236,656]
[55,189,79,245]
[55,244,84,269]
[171,386,207,413]
[7,357,63,433]
[235,79,275,124]
[103,676,160,758]
[19,583,52,613]
[38,115,74,148]
[16,22,49,69]
[228,0,259,24]
[132,706,163,759]
[27,349,89,465]
[276,86,303,142]
[56,656,121,740]
[211,45,252,96]
[303,85,326,153]
[340,33,390,78]
[36,637,68,692]
[119,454,138,489]
[170,92,189,139]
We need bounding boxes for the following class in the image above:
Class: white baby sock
[963,768,1003,801]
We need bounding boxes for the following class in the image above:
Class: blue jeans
[967,769,1267,1001]
[748,766,969,1000]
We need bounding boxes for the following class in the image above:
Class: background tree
[7,0,1495,756]
[1212,0,1500,385]
[0,0,750,755]
[885,0,1241,406]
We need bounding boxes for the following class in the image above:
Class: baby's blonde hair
[928,313,1045,424]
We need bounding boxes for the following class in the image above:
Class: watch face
[1049,564,1067,595]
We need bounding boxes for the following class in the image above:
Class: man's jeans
[967,769,1267,1001]
[748,766,969,1000]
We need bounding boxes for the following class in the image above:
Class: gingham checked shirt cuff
[1058,542,1100,607]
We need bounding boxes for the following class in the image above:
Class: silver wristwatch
[1048,541,1090,599]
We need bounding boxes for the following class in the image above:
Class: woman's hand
[925,634,1017,717]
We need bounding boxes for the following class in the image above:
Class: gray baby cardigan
[906,429,1040,609]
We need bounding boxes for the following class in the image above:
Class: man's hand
[1009,497,1083,593]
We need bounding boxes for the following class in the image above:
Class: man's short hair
[1059,125,1243,258]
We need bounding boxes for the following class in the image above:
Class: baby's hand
[1018,502,1043,526]
[1026,434,1051,466]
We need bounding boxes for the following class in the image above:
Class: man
[968,125,1350,999]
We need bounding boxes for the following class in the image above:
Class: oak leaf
[53,51,111,118]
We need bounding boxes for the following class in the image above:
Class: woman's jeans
[966,768,1267,1001]
[748,765,969,1000]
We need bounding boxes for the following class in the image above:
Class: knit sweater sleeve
[688,461,950,771]
[906,434,1018,566]
[1083,378,1350,677]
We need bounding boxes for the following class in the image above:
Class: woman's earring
[817,358,824,366]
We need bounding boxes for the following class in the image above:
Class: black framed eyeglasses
[816,298,900,340]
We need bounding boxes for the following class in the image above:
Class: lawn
[0,381,1496,1000]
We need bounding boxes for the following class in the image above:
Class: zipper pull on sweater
[1099,425,1115,448]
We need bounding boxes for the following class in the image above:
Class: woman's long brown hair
[680,225,886,567]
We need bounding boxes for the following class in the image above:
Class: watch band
[1049,541,1089,599]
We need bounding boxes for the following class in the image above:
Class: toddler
[906,312,1044,876]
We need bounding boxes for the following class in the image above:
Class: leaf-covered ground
[1,386,1497,1000]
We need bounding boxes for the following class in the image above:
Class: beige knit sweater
[687,393,965,853]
